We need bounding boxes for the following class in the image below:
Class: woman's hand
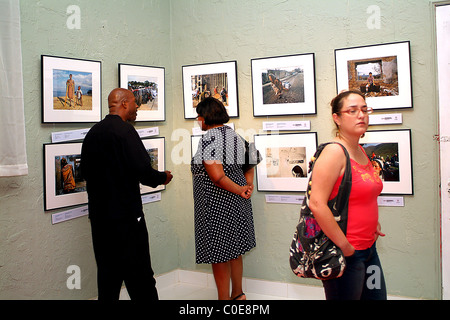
[374,222,386,241]
[239,184,254,199]
[204,161,255,199]
[341,241,355,257]
[245,184,254,197]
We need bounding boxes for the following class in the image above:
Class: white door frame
[436,2,450,300]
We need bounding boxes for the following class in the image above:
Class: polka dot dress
[191,126,256,264]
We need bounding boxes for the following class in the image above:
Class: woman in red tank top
[309,90,387,300]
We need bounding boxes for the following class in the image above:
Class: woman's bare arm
[308,144,355,257]
[204,160,251,199]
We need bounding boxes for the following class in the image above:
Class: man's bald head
[108,88,138,122]
[108,88,134,108]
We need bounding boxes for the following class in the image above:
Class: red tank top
[329,146,383,250]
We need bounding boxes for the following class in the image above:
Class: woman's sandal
[232,292,246,300]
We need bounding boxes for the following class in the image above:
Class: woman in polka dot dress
[191,97,256,300]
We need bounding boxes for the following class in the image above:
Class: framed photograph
[140,137,166,194]
[43,142,87,211]
[335,41,412,110]
[41,55,101,123]
[118,63,165,122]
[182,61,239,119]
[251,53,316,116]
[359,129,413,195]
[254,132,317,192]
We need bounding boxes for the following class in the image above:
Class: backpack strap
[306,142,352,234]
[307,142,350,173]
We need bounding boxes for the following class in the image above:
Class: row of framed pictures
[41,55,166,123]
[43,137,166,211]
[44,127,413,211]
[192,129,413,195]
[186,40,412,118]
[41,40,412,123]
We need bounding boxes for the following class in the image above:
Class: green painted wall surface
[1,0,175,300]
[0,0,443,299]
[171,0,442,299]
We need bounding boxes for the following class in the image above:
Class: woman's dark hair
[196,97,229,125]
[330,90,365,114]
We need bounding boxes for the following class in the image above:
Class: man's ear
[121,98,128,109]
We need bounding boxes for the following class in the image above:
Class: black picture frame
[182,61,239,119]
[41,55,102,123]
[118,63,166,122]
[334,41,412,111]
[251,53,316,116]
[360,129,413,195]
[140,137,166,194]
[43,142,87,211]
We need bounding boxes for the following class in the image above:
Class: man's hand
[163,171,173,185]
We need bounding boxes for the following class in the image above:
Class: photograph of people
[65,74,75,108]
[76,85,83,106]
[60,157,75,194]
[52,69,93,111]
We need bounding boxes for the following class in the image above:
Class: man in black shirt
[81,88,173,300]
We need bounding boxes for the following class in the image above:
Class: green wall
[0,0,443,299]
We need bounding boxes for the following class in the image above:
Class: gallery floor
[117,269,412,300]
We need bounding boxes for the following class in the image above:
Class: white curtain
[0,0,28,176]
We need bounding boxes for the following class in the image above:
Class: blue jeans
[322,243,387,300]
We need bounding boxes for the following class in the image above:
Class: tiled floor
[157,283,293,300]
[119,269,326,300]
[118,269,414,300]
[121,281,305,300]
